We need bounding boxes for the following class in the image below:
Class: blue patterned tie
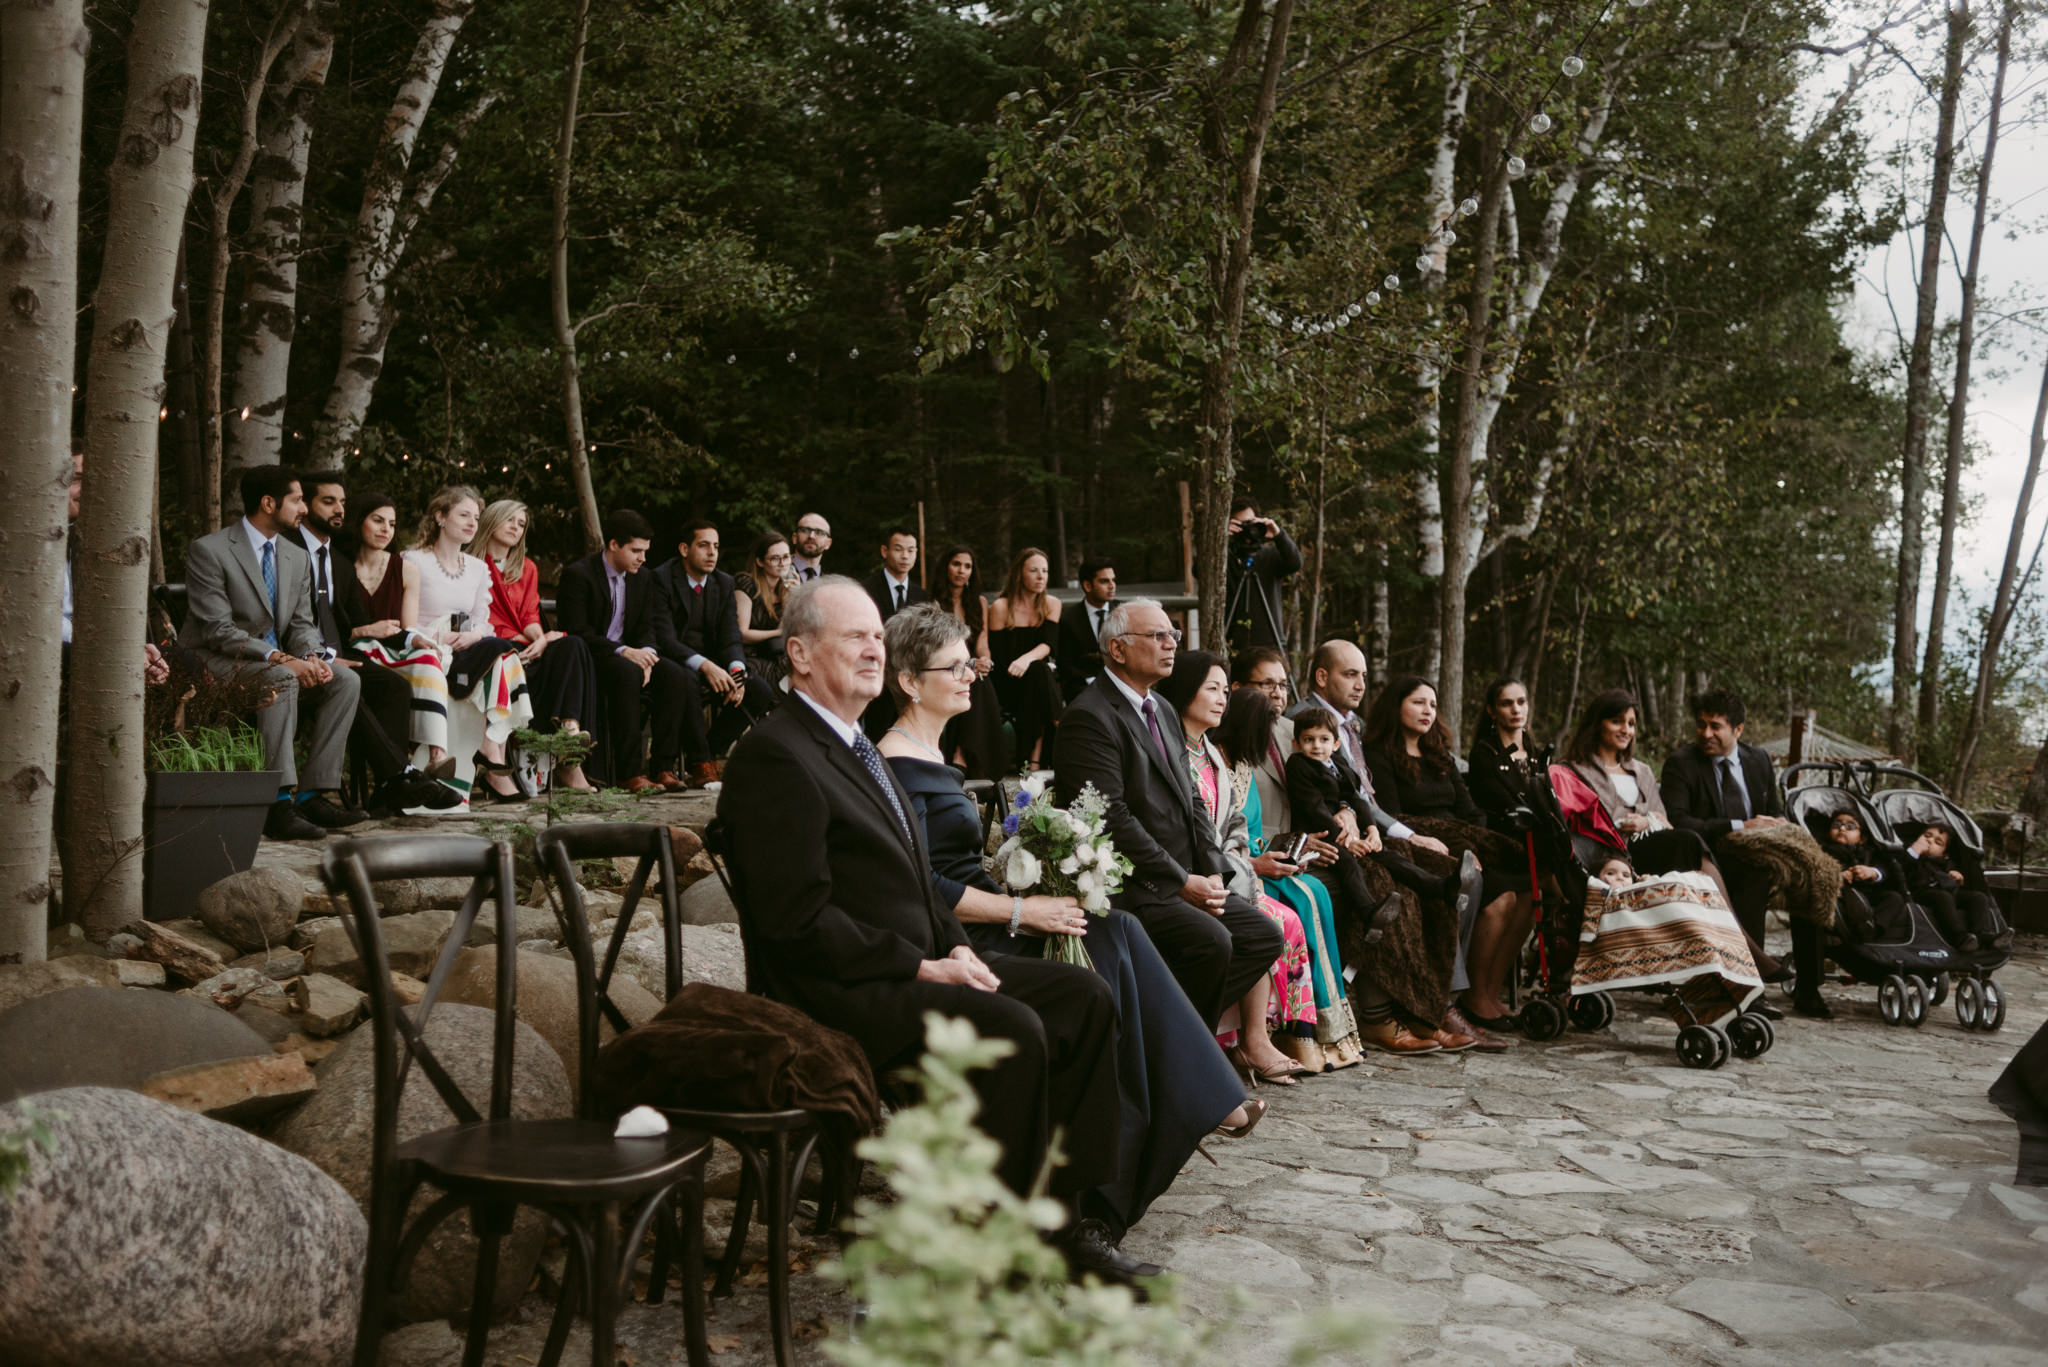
[260,541,279,651]
[852,733,914,845]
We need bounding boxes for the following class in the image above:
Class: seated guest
[178,467,366,841]
[987,547,1065,771]
[402,487,535,803]
[878,605,1257,1241]
[651,520,777,785]
[731,530,795,685]
[1052,598,1283,1033]
[555,509,692,793]
[929,544,1005,778]
[1057,557,1118,700]
[1661,688,1831,1019]
[1818,811,1913,942]
[790,512,832,581]
[1232,648,1297,827]
[292,473,457,814]
[468,498,596,791]
[1902,823,2008,950]
[1361,675,1530,1039]
[718,577,1154,1289]
[862,525,930,620]
[344,492,458,777]
[1466,677,1540,832]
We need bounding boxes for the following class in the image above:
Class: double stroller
[1488,752,1773,1070]
[1783,761,2013,1032]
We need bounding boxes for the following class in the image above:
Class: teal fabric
[1246,780,1351,1027]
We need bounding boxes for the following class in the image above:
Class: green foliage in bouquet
[990,780,1136,970]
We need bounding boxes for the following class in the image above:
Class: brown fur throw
[1713,822,1841,928]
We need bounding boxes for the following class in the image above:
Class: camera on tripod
[1230,520,1275,559]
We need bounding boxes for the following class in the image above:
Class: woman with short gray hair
[876,605,1260,1238]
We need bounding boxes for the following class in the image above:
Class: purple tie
[1141,696,1175,769]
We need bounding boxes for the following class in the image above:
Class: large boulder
[680,875,737,927]
[440,946,660,1101]
[612,922,745,1002]
[306,910,455,984]
[272,1002,571,1323]
[196,867,305,952]
[0,958,119,1015]
[0,1087,364,1367]
[0,987,270,1105]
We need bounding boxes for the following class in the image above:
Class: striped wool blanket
[1572,871,1762,1024]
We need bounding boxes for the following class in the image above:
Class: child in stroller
[1816,810,1914,942]
[1902,824,2011,953]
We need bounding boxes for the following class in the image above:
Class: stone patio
[273,807,2048,1367]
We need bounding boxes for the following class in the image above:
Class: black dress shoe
[1057,1219,1164,1297]
[1440,850,1481,912]
[299,792,370,828]
[1750,1001,1784,1021]
[263,802,327,841]
[1792,993,1834,1020]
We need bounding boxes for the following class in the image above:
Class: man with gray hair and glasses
[1053,598,1283,1030]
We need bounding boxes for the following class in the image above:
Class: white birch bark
[66,0,210,937]
[223,3,334,496]
[0,0,89,962]
[311,0,476,468]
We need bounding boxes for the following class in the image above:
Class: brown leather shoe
[1359,1019,1442,1055]
[688,761,721,788]
[1430,1023,1477,1053]
[1443,1006,1512,1053]
[623,775,662,794]
[653,770,689,793]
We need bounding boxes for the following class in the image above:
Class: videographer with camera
[1225,496,1301,651]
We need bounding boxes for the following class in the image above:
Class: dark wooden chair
[536,819,842,1367]
[321,834,714,1367]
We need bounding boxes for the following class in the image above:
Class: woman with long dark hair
[1468,676,1539,831]
[731,529,795,684]
[931,544,1005,778]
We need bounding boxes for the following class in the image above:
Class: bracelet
[1008,896,1024,937]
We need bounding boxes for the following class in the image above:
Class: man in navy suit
[651,520,776,785]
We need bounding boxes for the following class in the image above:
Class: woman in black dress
[985,547,1064,772]
[1361,675,1531,1028]
[876,605,1260,1237]
[1466,676,1538,833]
[731,530,794,685]
[932,544,1006,779]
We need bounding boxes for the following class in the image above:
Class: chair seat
[401,1118,712,1204]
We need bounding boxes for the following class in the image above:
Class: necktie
[313,544,340,647]
[1094,606,1106,639]
[851,733,914,845]
[801,565,816,582]
[1141,695,1176,771]
[894,583,906,611]
[260,541,279,650]
[1718,757,1748,822]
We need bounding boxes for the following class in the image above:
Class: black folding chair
[322,834,713,1367]
[537,820,838,1367]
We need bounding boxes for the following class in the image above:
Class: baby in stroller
[1816,811,1915,943]
[1902,824,2011,953]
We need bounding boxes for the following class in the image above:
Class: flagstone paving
[360,797,2048,1366]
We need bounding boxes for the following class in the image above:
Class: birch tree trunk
[222,2,334,502]
[199,0,311,527]
[1192,0,1295,637]
[66,0,210,938]
[0,0,89,962]
[1918,0,2010,743]
[550,0,602,551]
[310,0,477,469]
[1888,3,1969,760]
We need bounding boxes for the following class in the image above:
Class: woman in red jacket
[468,499,597,790]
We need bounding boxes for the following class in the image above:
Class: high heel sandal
[1213,1097,1268,1140]
[472,751,529,805]
[1226,1043,1300,1086]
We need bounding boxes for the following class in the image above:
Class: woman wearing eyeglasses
[731,529,796,685]
[876,605,1261,1238]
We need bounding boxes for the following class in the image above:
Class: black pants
[876,954,1121,1200]
[344,655,415,781]
[1121,891,1283,1033]
[522,634,597,731]
[1917,886,2001,945]
[591,652,690,781]
[675,668,776,764]
[1626,828,1715,877]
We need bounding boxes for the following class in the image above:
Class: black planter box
[143,769,284,923]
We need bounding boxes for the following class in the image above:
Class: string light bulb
[1530,112,1553,134]
[1562,55,1585,77]
[1366,290,1382,306]
[1460,197,1479,217]
[1383,274,1400,291]
[1507,155,1527,177]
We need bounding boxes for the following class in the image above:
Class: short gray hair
[781,573,864,648]
[1100,597,1163,645]
[884,604,971,708]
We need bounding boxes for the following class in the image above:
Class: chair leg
[763,1131,796,1367]
[351,1183,408,1367]
[587,1204,621,1367]
[675,1176,711,1367]
[645,1193,673,1306]
[541,1218,592,1367]
[460,1203,511,1367]
[713,1141,761,1298]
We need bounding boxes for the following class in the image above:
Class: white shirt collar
[298,523,330,551]
[794,687,863,748]
[1104,667,1153,716]
[1309,692,1356,727]
[242,517,279,561]
[883,568,909,592]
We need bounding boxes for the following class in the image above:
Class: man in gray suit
[178,467,366,841]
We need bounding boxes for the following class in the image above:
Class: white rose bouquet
[990,778,1134,970]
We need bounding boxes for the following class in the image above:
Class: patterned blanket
[1573,871,1762,1025]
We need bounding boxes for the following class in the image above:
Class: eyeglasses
[796,524,832,537]
[1249,679,1288,695]
[922,661,977,681]
[1829,817,1860,828]
[1118,629,1183,647]
[764,552,793,564]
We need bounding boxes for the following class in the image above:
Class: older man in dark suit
[651,520,776,786]
[718,576,1150,1287]
[1051,599,1282,1030]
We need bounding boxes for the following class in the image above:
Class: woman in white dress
[402,486,535,802]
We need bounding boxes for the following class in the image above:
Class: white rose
[994,835,1020,864]
[1075,868,1099,897]
[1006,847,1042,890]
[1067,814,1090,839]
[1073,842,1097,868]
[1060,855,1080,875]
[1083,888,1110,913]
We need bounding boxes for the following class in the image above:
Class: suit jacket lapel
[223,529,275,634]
[794,700,922,865]
[1103,680,1189,799]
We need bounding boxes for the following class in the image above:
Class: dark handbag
[1265,831,1315,866]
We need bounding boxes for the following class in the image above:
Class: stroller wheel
[1727,1012,1774,1059]
[1568,993,1614,1032]
[1878,975,1907,1027]
[1902,978,1928,1028]
[1676,1024,1720,1069]
[1706,1024,1732,1068]
[1981,979,2006,1032]
[1929,972,1950,1008]
[1520,997,1568,1042]
[1955,976,1983,1029]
